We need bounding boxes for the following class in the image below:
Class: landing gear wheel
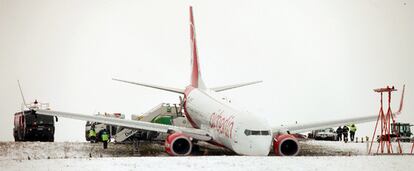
[191,145,201,155]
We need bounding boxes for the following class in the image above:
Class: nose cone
[232,112,273,156]
[233,122,272,155]
[249,136,273,156]
[233,135,272,156]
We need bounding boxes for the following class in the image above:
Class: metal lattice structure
[368,86,403,154]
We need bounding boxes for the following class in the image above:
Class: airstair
[113,103,187,143]
[113,128,138,142]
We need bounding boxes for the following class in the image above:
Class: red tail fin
[189,6,205,89]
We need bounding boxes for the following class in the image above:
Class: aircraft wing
[273,85,405,134]
[272,114,379,134]
[35,109,212,141]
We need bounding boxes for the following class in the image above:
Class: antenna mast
[17,80,28,109]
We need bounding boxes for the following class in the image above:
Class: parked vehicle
[377,122,413,142]
[85,113,123,142]
[14,81,57,142]
[311,128,337,141]
[14,102,57,142]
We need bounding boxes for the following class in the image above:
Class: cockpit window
[244,129,270,136]
[244,130,251,135]
[261,131,270,135]
[252,131,260,135]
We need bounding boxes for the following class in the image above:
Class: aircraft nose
[251,136,272,155]
[233,135,272,156]
[233,117,273,156]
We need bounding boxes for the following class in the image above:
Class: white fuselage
[184,86,273,156]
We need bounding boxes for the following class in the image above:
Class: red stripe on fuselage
[183,86,199,129]
[190,6,199,88]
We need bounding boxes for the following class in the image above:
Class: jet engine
[165,133,193,156]
[273,134,300,156]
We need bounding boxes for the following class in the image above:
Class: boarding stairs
[114,103,184,143]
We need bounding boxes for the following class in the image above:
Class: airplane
[35,6,405,156]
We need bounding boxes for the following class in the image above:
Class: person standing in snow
[101,129,109,149]
[336,126,343,141]
[342,125,349,143]
[349,124,357,142]
[88,128,96,143]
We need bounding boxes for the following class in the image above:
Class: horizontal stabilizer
[112,78,184,94]
[211,81,263,92]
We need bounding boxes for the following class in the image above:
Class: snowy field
[1,156,413,171]
[0,141,413,171]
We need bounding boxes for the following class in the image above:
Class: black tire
[13,130,18,142]
[191,145,202,155]
[85,131,90,141]
[89,136,96,143]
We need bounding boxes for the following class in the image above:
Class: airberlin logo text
[209,113,234,138]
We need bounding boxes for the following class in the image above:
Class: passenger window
[261,131,270,135]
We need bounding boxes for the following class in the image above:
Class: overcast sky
[1,0,413,142]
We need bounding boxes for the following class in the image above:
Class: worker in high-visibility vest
[88,128,96,143]
[349,124,357,142]
[101,129,109,149]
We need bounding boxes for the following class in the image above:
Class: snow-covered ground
[301,140,414,155]
[1,156,413,171]
[0,141,165,160]
[0,141,413,170]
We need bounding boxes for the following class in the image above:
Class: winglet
[395,84,405,115]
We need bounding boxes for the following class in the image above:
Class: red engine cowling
[165,133,193,156]
[273,134,300,156]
